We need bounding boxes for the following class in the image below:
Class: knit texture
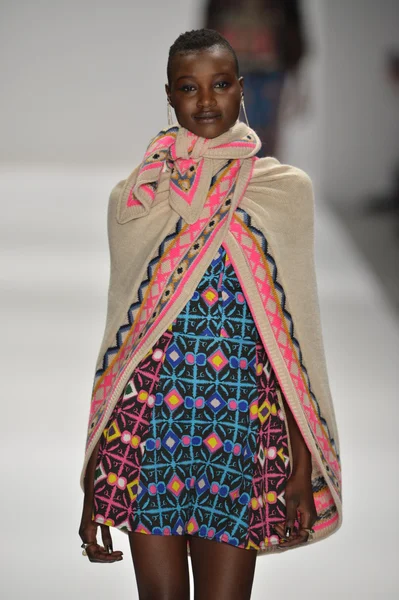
[81,123,342,554]
[118,122,261,224]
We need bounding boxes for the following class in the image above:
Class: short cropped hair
[167,28,239,83]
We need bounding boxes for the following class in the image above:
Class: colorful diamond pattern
[257,443,266,467]
[257,400,271,425]
[221,287,234,307]
[161,430,180,454]
[167,474,185,497]
[206,392,226,413]
[207,349,228,372]
[201,286,219,306]
[164,388,184,411]
[203,432,223,453]
[172,516,185,535]
[105,420,121,442]
[126,477,139,501]
[92,243,297,551]
[186,517,199,534]
[166,343,184,367]
[195,474,210,496]
[229,487,240,501]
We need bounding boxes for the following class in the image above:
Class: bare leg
[189,537,257,600]
[128,532,190,600]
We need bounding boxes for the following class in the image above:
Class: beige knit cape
[81,150,342,555]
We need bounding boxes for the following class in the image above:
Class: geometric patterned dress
[93,245,291,551]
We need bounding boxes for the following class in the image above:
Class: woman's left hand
[274,470,317,548]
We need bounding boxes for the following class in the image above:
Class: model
[78,28,342,600]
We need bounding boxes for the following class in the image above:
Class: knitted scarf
[120,122,261,224]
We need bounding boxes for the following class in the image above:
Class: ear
[238,76,244,95]
[165,83,173,108]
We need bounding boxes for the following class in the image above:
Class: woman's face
[166,46,243,139]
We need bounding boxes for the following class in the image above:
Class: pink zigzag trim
[88,161,240,428]
[143,134,176,159]
[132,166,239,338]
[222,238,339,528]
[88,217,229,445]
[229,217,341,486]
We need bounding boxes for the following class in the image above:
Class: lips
[194,112,222,123]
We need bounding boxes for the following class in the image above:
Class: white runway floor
[1,166,398,599]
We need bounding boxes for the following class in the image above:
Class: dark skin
[79,46,317,598]
[165,47,243,139]
[275,396,317,547]
[78,438,123,563]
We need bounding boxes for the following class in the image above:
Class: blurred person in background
[205,0,308,157]
[368,50,399,216]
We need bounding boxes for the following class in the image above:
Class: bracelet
[81,541,96,556]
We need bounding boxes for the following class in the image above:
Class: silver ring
[301,528,315,541]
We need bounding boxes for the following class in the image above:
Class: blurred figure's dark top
[205,0,306,73]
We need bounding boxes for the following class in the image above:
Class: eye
[179,84,196,92]
[214,81,230,89]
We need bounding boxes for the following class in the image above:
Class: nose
[196,88,217,109]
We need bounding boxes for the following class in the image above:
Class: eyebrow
[175,72,232,82]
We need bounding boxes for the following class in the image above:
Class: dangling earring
[240,95,250,127]
[167,100,174,127]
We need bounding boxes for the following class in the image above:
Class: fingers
[279,528,309,548]
[80,522,123,563]
[273,496,304,548]
[85,542,124,563]
[275,507,317,549]
[273,472,318,549]
[283,497,298,539]
[100,524,114,554]
[297,507,317,544]
[274,521,303,547]
[299,507,317,532]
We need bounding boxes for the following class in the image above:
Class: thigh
[128,532,190,600]
[189,537,257,600]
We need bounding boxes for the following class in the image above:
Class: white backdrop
[322,0,399,203]
[1,1,399,598]
[0,0,202,167]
